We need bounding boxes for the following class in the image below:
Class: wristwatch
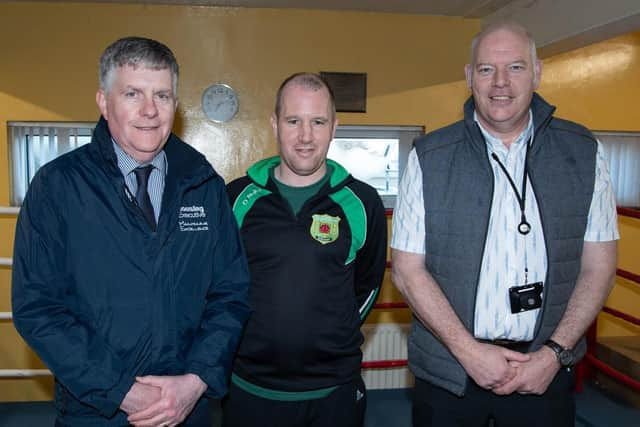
[545,339,575,367]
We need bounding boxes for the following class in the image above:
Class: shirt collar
[112,139,167,177]
[474,110,534,154]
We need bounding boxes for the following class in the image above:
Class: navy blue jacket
[12,117,250,425]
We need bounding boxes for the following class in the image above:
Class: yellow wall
[0,1,638,402]
[539,32,640,130]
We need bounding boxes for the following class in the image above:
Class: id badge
[508,282,543,314]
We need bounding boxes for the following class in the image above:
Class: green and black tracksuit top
[227,157,387,399]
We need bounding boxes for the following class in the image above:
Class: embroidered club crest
[310,214,340,244]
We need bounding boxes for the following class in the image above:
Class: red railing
[374,301,408,310]
[361,359,408,369]
[581,207,640,392]
[580,268,640,392]
[601,306,640,327]
[584,354,640,390]
[617,206,640,219]
[616,268,640,285]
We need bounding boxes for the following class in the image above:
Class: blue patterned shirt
[113,141,167,223]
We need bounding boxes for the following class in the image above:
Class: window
[328,125,424,208]
[8,122,95,206]
[595,131,640,208]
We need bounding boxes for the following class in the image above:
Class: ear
[464,64,473,88]
[96,90,108,119]
[331,117,339,139]
[270,113,278,140]
[533,60,542,89]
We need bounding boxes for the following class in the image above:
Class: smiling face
[465,26,541,145]
[96,65,177,163]
[271,82,337,187]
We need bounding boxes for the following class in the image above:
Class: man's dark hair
[99,36,179,94]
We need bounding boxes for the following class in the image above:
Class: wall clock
[202,83,239,123]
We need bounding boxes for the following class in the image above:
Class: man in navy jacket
[11,36,250,426]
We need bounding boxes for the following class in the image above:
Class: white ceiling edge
[484,0,640,58]
[12,0,514,17]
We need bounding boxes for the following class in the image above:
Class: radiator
[361,323,414,389]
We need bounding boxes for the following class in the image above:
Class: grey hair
[99,36,179,94]
[470,21,538,76]
[274,72,336,120]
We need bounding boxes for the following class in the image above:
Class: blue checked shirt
[113,141,167,223]
[391,111,619,341]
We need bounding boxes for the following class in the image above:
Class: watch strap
[545,339,574,367]
[545,339,564,354]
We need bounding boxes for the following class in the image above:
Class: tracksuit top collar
[246,156,353,194]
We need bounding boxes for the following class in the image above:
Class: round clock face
[202,83,239,123]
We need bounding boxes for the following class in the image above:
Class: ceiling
[14,0,640,57]
[25,0,520,17]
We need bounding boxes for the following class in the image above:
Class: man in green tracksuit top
[223,72,388,427]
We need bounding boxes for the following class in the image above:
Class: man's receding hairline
[470,21,537,66]
[274,72,336,120]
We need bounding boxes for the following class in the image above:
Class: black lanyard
[490,136,533,235]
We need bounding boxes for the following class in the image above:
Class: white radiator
[361,323,414,389]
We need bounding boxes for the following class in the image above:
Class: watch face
[559,350,574,367]
[202,83,239,123]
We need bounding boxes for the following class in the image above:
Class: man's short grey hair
[470,21,538,72]
[99,36,179,94]
[274,72,336,120]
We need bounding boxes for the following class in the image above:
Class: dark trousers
[222,376,367,427]
[412,369,575,427]
[181,397,213,427]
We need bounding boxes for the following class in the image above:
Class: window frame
[7,121,96,206]
[331,124,424,208]
[593,130,640,211]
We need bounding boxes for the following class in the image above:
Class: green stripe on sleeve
[359,287,380,320]
[329,186,367,265]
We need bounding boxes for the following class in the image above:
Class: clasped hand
[121,373,207,427]
[491,346,561,395]
[460,342,560,395]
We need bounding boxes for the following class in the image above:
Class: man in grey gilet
[391,21,619,427]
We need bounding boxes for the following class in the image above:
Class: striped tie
[133,165,156,231]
